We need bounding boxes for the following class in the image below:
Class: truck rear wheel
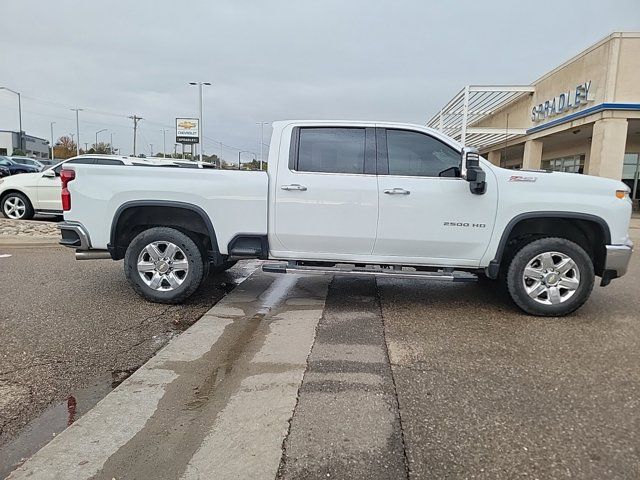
[124,227,205,304]
[506,237,594,317]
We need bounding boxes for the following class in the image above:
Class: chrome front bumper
[602,240,634,284]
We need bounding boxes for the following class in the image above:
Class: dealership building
[0,130,51,158]
[428,32,640,202]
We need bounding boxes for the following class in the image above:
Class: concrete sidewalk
[8,272,330,480]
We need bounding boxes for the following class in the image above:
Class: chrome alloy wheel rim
[4,196,26,219]
[522,251,580,305]
[137,241,189,291]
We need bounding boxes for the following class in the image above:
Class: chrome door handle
[383,188,410,195]
[281,184,307,191]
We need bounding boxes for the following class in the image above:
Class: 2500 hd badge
[444,222,487,228]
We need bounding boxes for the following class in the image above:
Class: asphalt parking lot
[380,222,640,478]
[0,243,256,476]
[2,220,640,479]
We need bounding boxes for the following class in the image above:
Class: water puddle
[0,260,262,477]
[0,377,113,478]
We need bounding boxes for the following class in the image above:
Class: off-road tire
[506,237,594,317]
[124,227,205,304]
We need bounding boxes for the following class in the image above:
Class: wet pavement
[381,225,640,479]
[280,277,407,479]
[3,224,640,479]
[9,273,329,479]
[0,245,256,478]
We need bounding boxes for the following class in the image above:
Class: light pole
[70,108,83,156]
[149,144,153,157]
[257,122,269,170]
[50,122,55,162]
[237,150,255,170]
[0,87,23,152]
[188,81,211,162]
[96,129,107,153]
[162,129,168,158]
[110,132,115,154]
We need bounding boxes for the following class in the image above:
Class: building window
[541,154,585,174]
[622,153,640,200]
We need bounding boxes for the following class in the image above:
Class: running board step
[229,247,262,257]
[262,262,477,282]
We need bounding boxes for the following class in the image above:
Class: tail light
[60,169,75,211]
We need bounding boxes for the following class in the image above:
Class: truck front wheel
[124,227,205,304]
[506,237,594,317]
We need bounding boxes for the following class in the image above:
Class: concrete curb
[0,236,60,248]
[8,268,329,480]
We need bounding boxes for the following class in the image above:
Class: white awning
[427,85,535,149]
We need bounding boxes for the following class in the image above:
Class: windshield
[0,157,15,166]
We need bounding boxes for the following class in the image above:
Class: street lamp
[188,81,211,162]
[50,122,56,162]
[0,87,23,152]
[257,122,269,170]
[96,129,107,153]
[70,108,83,156]
[110,132,115,155]
[237,150,255,170]
[161,129,168,158]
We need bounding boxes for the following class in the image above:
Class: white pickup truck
[58,121,633,316]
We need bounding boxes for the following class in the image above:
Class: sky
[0,0,639,161]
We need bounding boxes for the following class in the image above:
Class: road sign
[176,118,199,144]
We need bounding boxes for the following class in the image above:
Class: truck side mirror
[461,146,486,195]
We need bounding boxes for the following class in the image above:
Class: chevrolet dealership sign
[176,118,199,144]
[531,81,593,122]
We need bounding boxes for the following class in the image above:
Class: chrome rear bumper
[57,221,91,250]
[58,221,111,260]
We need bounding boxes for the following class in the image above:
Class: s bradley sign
[531,81,593,122]
[176,118,199,144]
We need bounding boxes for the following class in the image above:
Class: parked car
[0,155,158,220]
[58,121,633,316]
[11,156,46,171]
[0,165,10,178]
[0,156,40,175]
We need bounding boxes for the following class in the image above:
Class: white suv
[0,155,156,220]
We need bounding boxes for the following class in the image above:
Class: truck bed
[65,164,268,254]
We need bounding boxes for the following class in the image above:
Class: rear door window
[295,128,366,174]
[54,158,95,175]
[94,159,124,166]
